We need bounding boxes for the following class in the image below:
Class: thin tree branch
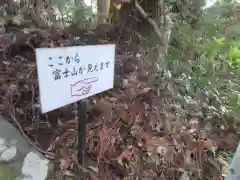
[134,0,163,41]
[121,0,164,43]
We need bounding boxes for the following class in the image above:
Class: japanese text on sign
[48,53,110,81]
[35,44,115,113]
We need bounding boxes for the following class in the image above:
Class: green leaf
[0,17,6,25]
[205,147,217,158]
[237,94,240,105]
[213,36,225,45]
[12,15,24,26]
[227,45,240,67]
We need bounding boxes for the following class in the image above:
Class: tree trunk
[97,0,111,24]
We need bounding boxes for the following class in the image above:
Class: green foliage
[166,1,240,121]
[49,0,96,28]
[228,42,240,67]
[71,6,96,29]
[0,163,15,180]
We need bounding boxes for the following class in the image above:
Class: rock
[0,144,7,154]
[0,138,7,154]
[0,137,5,145]
[16,177,33,180]
[0,115,53,179]
[22,152,49,180]
[0,146,17,161]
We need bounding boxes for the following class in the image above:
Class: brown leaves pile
[0,26,238,180]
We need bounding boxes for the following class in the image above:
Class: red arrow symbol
[71,77,99,97]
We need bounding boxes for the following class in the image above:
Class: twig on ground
[124,21,135,57]
[73,155,100,180]
[8,111,55,159]
[26,64,36,79]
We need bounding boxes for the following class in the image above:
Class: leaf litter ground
[0,25,239,180]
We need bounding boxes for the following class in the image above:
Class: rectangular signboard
[35,44,115,113]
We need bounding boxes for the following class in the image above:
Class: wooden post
[77,101,87,166]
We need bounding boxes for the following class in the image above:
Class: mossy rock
[0,162,15,180]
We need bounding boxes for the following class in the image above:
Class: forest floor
[0,25,239,180]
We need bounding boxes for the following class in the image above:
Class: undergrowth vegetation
[166,1,240,122]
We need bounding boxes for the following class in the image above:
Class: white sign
[35,44,115,113]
